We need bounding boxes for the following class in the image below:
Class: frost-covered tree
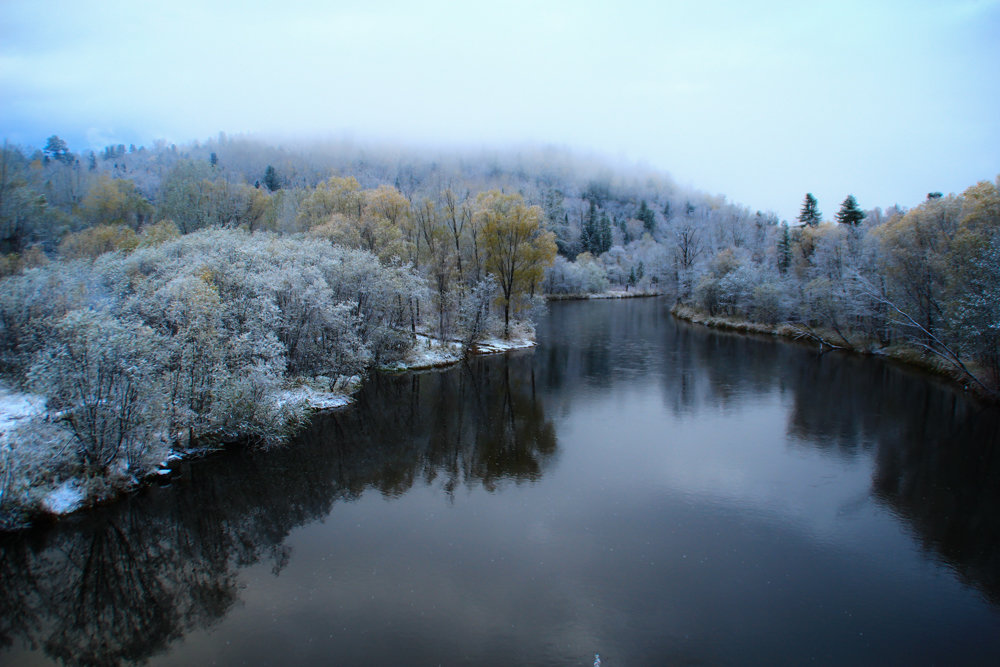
[28,309,165,473]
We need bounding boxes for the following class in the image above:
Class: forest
[0,133,998,527]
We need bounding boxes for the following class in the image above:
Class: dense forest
[0,133,998,526]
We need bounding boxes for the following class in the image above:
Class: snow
[0,384,46,444]
[471,337,536,354]
[587,289,661,299]
[383,333,537,368]
[382,334,464,371]
[275,386,354,411]
[41,480,85,515]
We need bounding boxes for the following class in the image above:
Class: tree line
[0,135,562,526]
[1,132,996,526]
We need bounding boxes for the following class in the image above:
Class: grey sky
[2,0,998,220]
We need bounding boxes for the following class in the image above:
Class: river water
[2,298,999,666]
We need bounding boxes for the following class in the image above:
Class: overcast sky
[2,0,998,220]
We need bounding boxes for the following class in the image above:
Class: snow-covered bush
[1,229,429,463]
[28,309,166,474]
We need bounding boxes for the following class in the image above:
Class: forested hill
[1,133,998,526]
[0,133,754,262]
[2,133,998,400]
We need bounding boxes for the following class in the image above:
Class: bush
[27,309,166,474]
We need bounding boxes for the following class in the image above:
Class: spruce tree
[835,194,865,226]
[798,193,822,227]
[264,165,281,191]
[598,211,612,254]
[637,200,655,233]
[580,201,594,254]
[777,223,792,274]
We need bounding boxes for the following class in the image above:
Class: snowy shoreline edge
[1,333,537,530]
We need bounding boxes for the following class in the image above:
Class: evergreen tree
[209,152,218,167]
[598,211,612,254]
[44,135,70,163]
[579,223,592,254]
[777,222,792,274]
[264,164,281,191]
[835,194,865,226]
[798,193,822,227]
[580,200,597,253]
[637,200,655,233]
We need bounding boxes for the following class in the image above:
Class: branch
[787,322,846,354]
[850,271,995,396]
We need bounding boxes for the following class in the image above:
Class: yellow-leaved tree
[477,190,556,338]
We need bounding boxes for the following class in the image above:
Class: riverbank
[546,289,663,301]
[0,378,363,528]
[379,332,537,372]
[670,303,997,403]
[0,330,540,529]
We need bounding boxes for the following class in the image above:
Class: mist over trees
[0,132,998,525]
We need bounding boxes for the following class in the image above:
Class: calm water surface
[3,298,1000,665]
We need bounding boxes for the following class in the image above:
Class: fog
[1,0,998,219]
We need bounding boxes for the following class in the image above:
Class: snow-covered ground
[0,384,46,446]
[275,375,360,411]
[382,334,465,371]
[470,336,536,354]
[587,289,661,299]
[382,333,537,370]
[41,480,85,515]
[275,386,355,411]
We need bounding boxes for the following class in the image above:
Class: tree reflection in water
[0,354,555,665]
[2,299,999,665]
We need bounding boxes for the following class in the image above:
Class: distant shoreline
[545,289,663,301]
[670,303,998,405]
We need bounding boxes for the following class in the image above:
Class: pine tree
[264,165,281,191]
[798,193,822,227]
[777,222,792,274]
[44,135,70,163]
[835,194,865,226]
[637,200,655,233]
[580,200,597,253]
[598,211,612,254]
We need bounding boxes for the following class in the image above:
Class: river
[2,297,999,665]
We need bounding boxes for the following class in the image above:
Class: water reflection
[873,401,1000,605]
[1,299,999,665]
[0,355,555,665]
[537,300,1000,605]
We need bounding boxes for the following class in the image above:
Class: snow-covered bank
[0,385,46,441]
[381,332,537,371]
[381,334,465,371]
[471,337,537,354]
[276,375,361,411]
[1,327,540,530]
[546,289,662,301]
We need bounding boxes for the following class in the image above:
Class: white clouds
[1,0,997,218]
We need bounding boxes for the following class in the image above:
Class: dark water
[3,298,1000,666]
